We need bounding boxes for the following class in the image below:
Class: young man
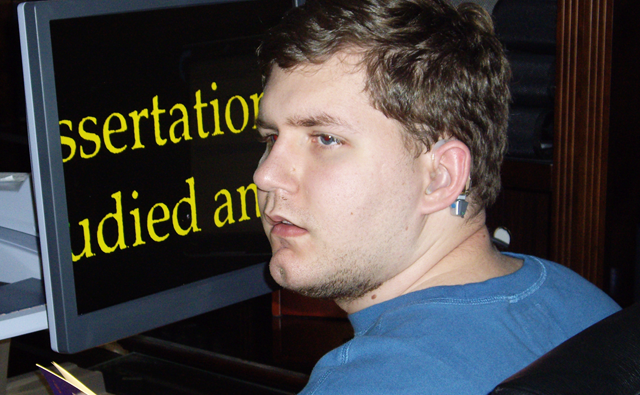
[253,0,620,393]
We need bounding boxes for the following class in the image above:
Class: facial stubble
[274,250,386,303]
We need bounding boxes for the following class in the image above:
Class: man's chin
[268,259,292,287]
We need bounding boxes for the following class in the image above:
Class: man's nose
[253,137,300,195]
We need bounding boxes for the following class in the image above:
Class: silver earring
[450,194,468,217]
[450,178,471,218]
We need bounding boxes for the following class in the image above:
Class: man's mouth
[268,215,308,238]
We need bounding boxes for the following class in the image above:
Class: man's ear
[420,140,471,214]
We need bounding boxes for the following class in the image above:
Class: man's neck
[336,213,523,314]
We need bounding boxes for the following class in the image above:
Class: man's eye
[317,134,341,146]
[258,134,278,145]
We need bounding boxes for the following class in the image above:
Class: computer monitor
[18,0,293,353]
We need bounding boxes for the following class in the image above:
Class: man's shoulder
[514,254,620,317]
[511,254,621,329]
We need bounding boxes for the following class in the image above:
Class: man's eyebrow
[255,117,276,131]
[287,113,353,129]
[256,112,356,133]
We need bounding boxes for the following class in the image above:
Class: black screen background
[49,1,288,315]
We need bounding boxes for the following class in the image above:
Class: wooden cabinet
[551,0,613,289]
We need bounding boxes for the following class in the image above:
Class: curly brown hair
[258,0,511,208]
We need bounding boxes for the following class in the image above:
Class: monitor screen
[18,0,291,353]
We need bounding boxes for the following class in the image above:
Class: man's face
[253,54,429,301]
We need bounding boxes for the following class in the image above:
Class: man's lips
[265,214,308,238]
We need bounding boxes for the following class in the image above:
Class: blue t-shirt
[300,254,620,394]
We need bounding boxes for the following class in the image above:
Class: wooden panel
[552,0,613,287]
[273,289,347,318]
